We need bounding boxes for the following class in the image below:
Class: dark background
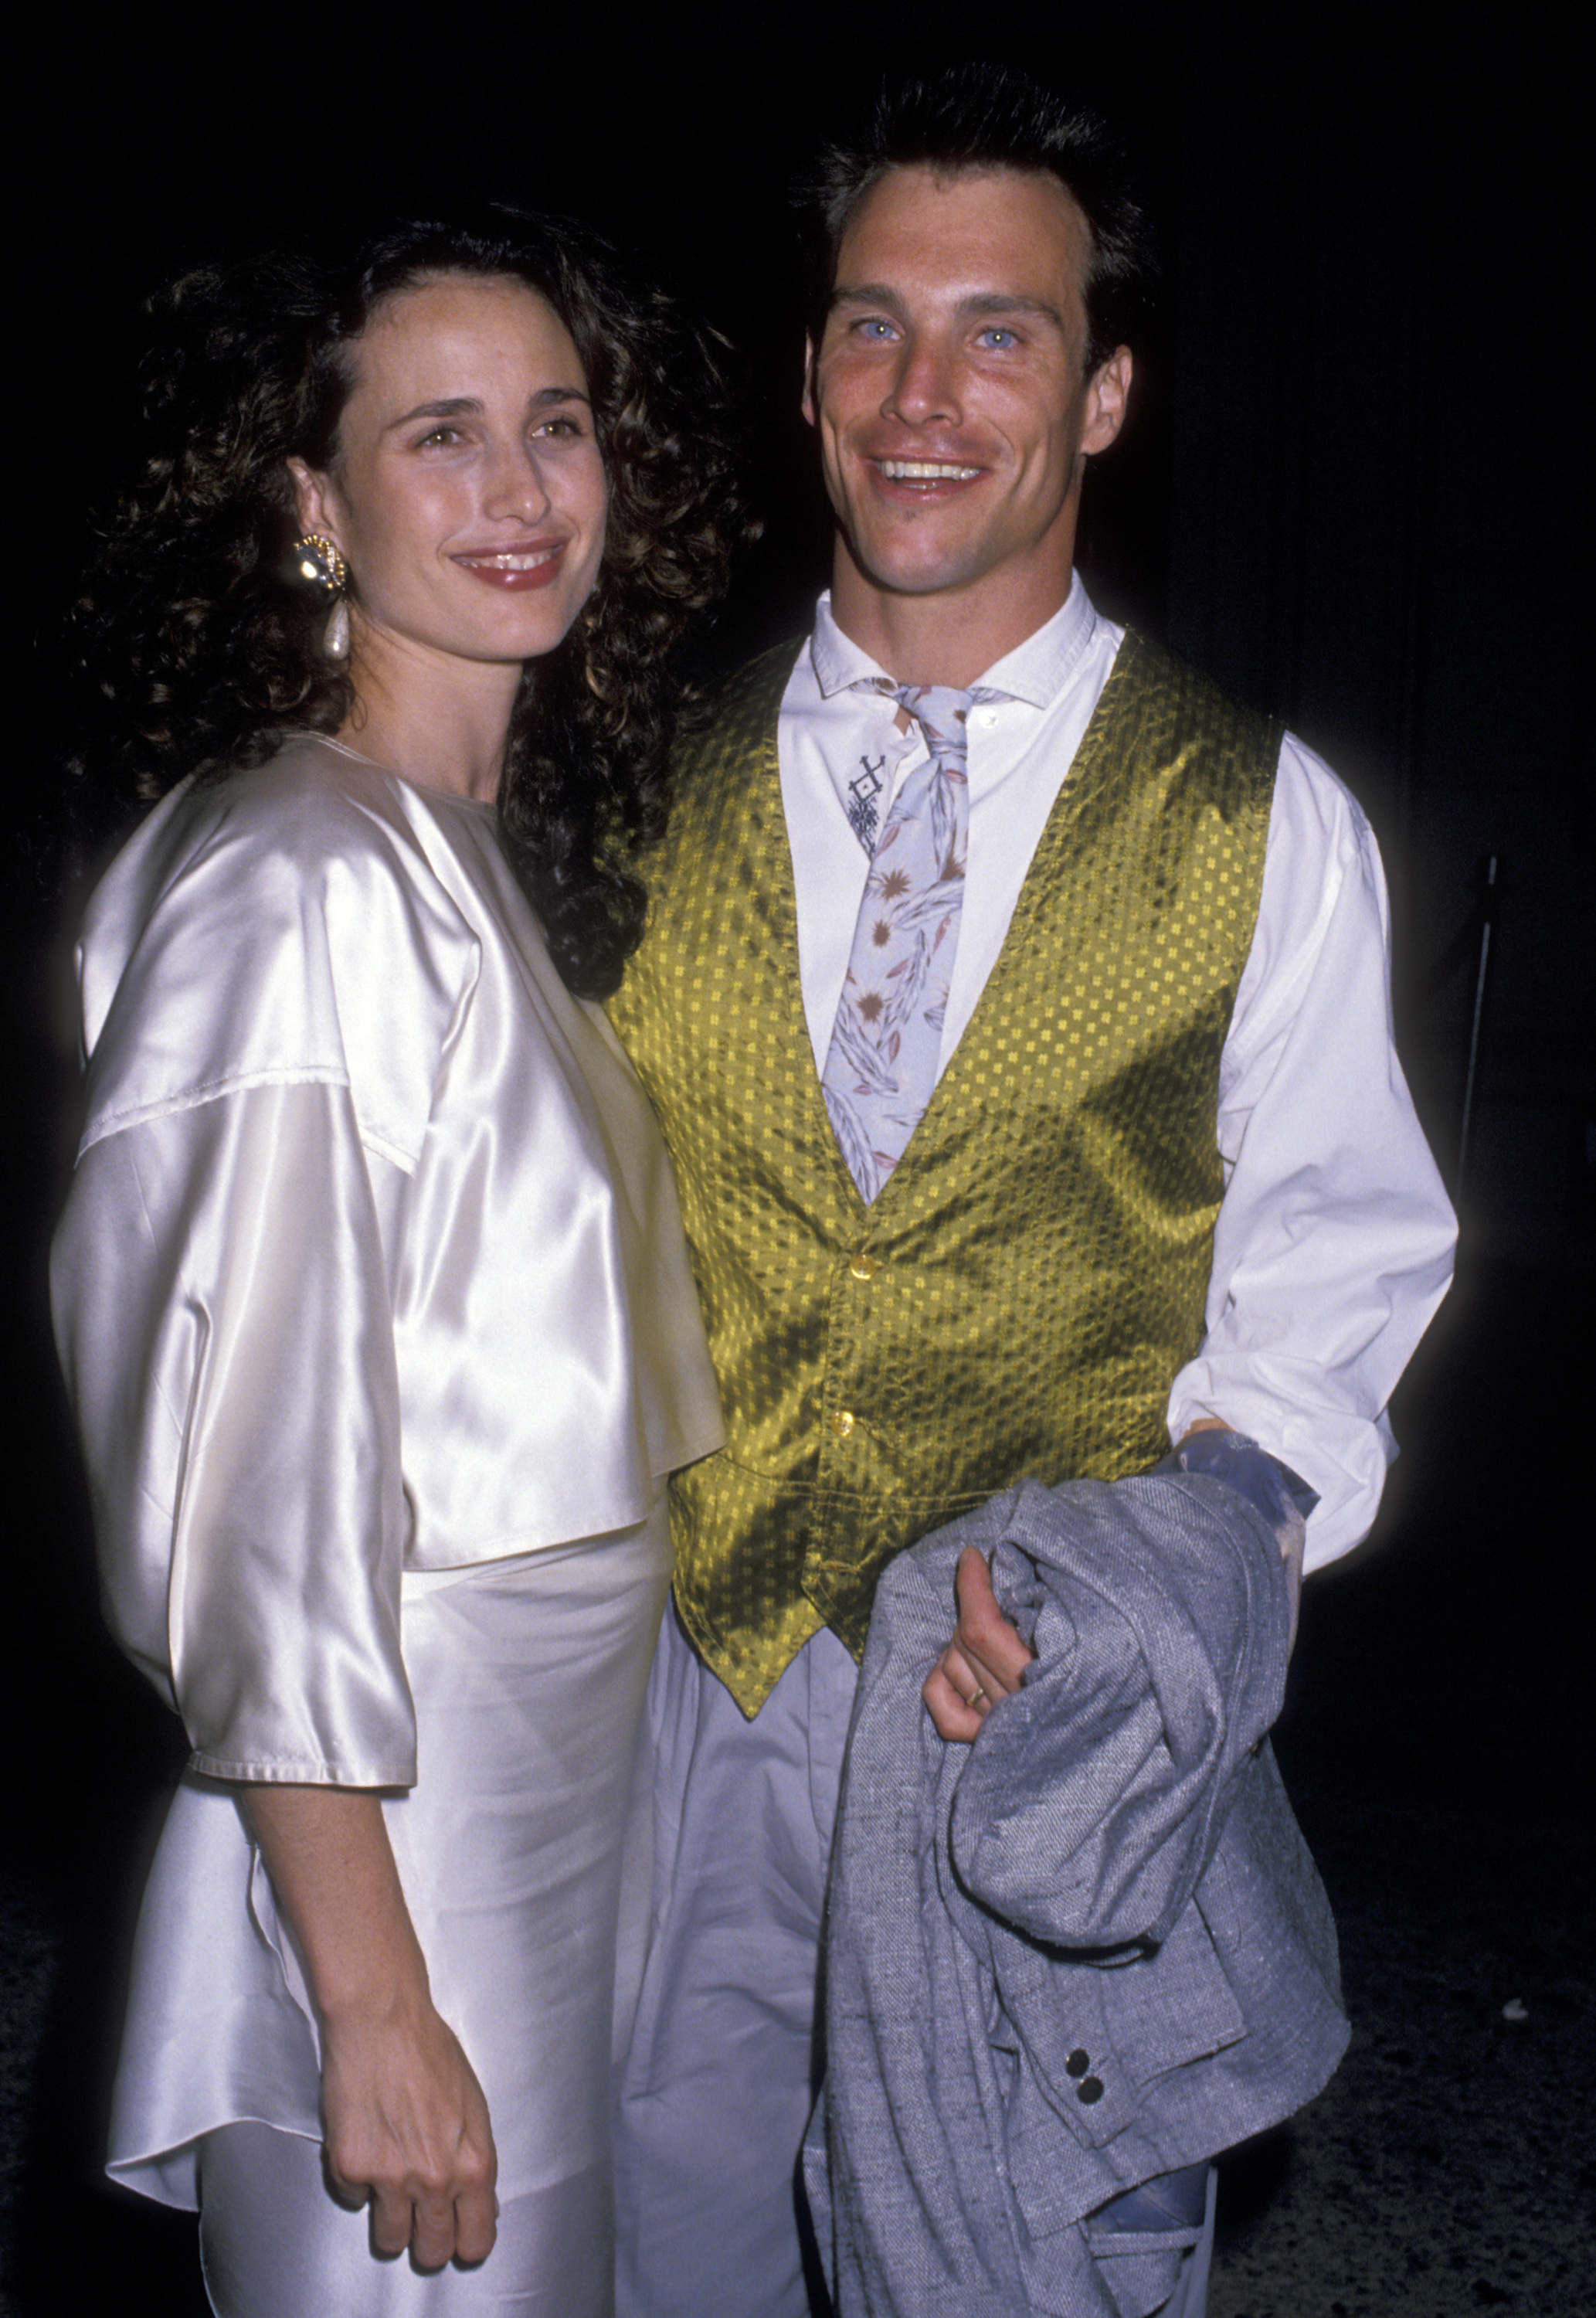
[3,7,1590,2312]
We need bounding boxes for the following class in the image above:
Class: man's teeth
[878,461,981,481]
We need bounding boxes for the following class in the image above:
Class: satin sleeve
[51,1079,417,1786]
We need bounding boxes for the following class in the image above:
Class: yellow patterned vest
[610,630,1279,1714]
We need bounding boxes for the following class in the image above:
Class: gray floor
[1210,1793,1594,2316]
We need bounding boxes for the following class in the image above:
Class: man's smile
[875,459,984,482]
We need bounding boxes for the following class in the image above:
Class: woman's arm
[243,1784,497,2269]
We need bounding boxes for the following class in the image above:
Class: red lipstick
[451,541,568,591]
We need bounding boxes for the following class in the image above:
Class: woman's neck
[338,623,523,804]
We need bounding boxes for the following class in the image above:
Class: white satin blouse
[51,735,723,1791]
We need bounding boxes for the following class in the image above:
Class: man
[609,64,1455,2316]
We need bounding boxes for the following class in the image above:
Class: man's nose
[882,333,962,429]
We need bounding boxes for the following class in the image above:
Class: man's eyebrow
[383,386,592,433]
[829,283,908,314]
[962,291,1066,328]
[827,285,1066,329]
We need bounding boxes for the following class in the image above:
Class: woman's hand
[922,1545,1035,1742]
[243,1783,497,2270]
[320,1982,497,2269]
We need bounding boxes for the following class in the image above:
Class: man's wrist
[1165,1426,1319,1533]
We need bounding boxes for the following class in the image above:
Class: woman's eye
[416,426,463,448]
[535,415,584,439]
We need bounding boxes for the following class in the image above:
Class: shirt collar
[807,573,1100,709]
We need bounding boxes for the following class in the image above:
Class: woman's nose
[484,441,553,524]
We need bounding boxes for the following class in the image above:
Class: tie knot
[849,676,1007,767]
[895,685,976,760]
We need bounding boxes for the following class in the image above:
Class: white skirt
[107,1505,672,2218]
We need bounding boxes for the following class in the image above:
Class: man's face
[804,165,1130,625]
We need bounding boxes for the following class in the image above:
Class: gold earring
[293,532,348,593]
[293,532,351,662]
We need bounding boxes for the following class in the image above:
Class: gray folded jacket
[805,1465,1350,2318]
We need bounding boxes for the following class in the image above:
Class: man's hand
[922,1545,1035,1742]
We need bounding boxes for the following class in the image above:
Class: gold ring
[966,1684,988,1709]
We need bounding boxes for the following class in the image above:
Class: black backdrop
[2,5,1588,2308]
[12,4,1587,1232]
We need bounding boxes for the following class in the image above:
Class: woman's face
[292,272,608,674]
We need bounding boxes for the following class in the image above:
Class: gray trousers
[613,1609,1214,2316]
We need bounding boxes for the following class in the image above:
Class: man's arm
[1166,737,1456,1568]
[923,1422,1306,1742]
[928,743,1451,1741]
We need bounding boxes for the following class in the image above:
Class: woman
[50,211,741,2316]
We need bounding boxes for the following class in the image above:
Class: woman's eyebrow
[385,386,593,433]
[385,396,484,432]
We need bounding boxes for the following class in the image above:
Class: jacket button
[1065,2050,1089,2078]
[848,1252,878,1280]
[830,1410,856,1437]
[1078,2077,1105,2104]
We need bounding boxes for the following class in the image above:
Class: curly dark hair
[795,63,1158,376]
[67,207,752,998]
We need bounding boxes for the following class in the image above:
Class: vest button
[830,1409,856,1437]
[848,1252,878,1280]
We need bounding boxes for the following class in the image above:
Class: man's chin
[842,533,994,603]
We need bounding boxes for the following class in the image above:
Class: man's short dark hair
[796,63,1157,374]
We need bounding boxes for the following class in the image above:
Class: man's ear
[287,455,340,544]
[1082,347,1133,458]
[800,334,818,430]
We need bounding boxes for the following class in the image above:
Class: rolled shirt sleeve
[1166,736,1457,1567]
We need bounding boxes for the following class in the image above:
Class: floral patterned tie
[821,683,1004,1202]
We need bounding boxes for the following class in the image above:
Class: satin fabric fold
[53,736,722,1783]
[199,2124,614,2316]
[112,1516,671,2213]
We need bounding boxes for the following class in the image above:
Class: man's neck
[827,555,1074,689]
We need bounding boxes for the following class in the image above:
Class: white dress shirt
[778,580,1456,1569]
